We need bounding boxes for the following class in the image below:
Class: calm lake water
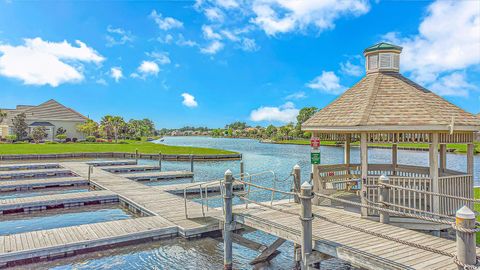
[25,136,480,269]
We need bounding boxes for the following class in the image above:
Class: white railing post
[379,175,390,224]
[223,169,234,270]
[88,165,93,182]
[455,206,476,269]
[300,181,313,270]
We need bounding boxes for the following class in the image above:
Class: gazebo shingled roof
[302,67,480,131]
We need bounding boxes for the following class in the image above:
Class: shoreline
[260,139,479,154]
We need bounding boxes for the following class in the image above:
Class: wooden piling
[300,181,313,270]
[135,149,139,165]
[455,206,476,269]
[190,154,194,173]
[379,175,390,224]
[293,165,301,203]
[223,169,234,270]
[240,160,244,181]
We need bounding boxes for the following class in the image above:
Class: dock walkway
[61,162,221,236]
[117,171,194,181]
[100,164,161,173]
[226,202,478,269]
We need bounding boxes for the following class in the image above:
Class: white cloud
[202,25,222,40]
[181,93,198,107]
[205,7,224,21]
[110,67,123,82]
[306,71,345,94]
[201,40,224,54]
[158,34,174,44]
[150,10,183,30]
[221,30,240,41]
[96,78,107,86]
[340,60,363,77]
[240,38,259,52]
[105,25,134,47]
[216,0,239,9]
[429,72,475,97]
[383,0,480,90]
[285,91,306,100]
[0,37,104,87]
[147,51,171,65]
[176,34,198,47]
[251,0,370,36]
[250,102,299,123]
[131,61,159,79]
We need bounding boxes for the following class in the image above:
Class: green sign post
[311,152,321,164]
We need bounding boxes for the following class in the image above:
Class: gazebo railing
[438,174,473,215]
[316,164,473,217]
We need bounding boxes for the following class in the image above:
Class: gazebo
[302,43,480,231]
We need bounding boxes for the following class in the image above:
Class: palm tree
[101,115,125,143]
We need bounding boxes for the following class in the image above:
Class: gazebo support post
[392,144,398,176]
[311,132,322,205]
[467,143,474,176]
[360,132,368,217]
[344,134,351,173]
[429,133,440,235]
[439,144,447,175]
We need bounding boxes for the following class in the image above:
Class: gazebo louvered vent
[302,42,480,231]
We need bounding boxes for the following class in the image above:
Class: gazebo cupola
[302,42,480,232]
[364,42,402,74]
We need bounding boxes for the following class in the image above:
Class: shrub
[96,138,107,143]
[66,138,72,142]
[5,135,16,143]
[118,141,128,144]
[86,136,96,142]
[135,136,141,141]
[13,141,29,144]
[56,134,67,142]
[45,141,58,144]
[72,138,78,142]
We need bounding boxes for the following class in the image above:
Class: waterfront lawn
[0,141,236,155]
[474,187,480,243]
[275,139,480,154]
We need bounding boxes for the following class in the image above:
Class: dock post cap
[379,174,389,181]
[456,205,475,219]
[301,181,312,189]
[224,169,233,176]
[293,164,300,170]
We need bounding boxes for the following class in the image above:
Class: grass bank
[274,139,480,154]
[0,140,236,155]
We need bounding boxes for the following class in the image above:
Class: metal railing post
[455,206,476,269]
[240,160,244,181]
[379,175,390,224]
[190,154,194,172]
[300,181,313,270]
[294,164,301,203]
[223,169,234,270]
[88,165,93,182]
[158,152,162,171]
[135,149,138,165]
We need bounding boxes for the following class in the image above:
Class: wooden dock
[117,171,194,181]
[0,190,118,214]
[100,165,161,173]
[86,160,137,167]
[0,177,88,191]
[0,216,177,267]
[0,169,74,180]
[223,202,477,269]
[0,163,60,171]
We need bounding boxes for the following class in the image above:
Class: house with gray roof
[0,99,88,140]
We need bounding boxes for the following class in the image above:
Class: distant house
[0,99,88,140]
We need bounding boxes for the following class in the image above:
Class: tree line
[76,116,156,142]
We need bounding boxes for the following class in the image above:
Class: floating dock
[0,177,88,192]
[0,169,74,180]
[117,171,194,181]
[100,165,161,173]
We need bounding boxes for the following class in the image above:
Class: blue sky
[0,0,479,128]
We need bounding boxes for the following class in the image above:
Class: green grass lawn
[275,139,480,154]
[473,187,480,243]
[0,140,236,155]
